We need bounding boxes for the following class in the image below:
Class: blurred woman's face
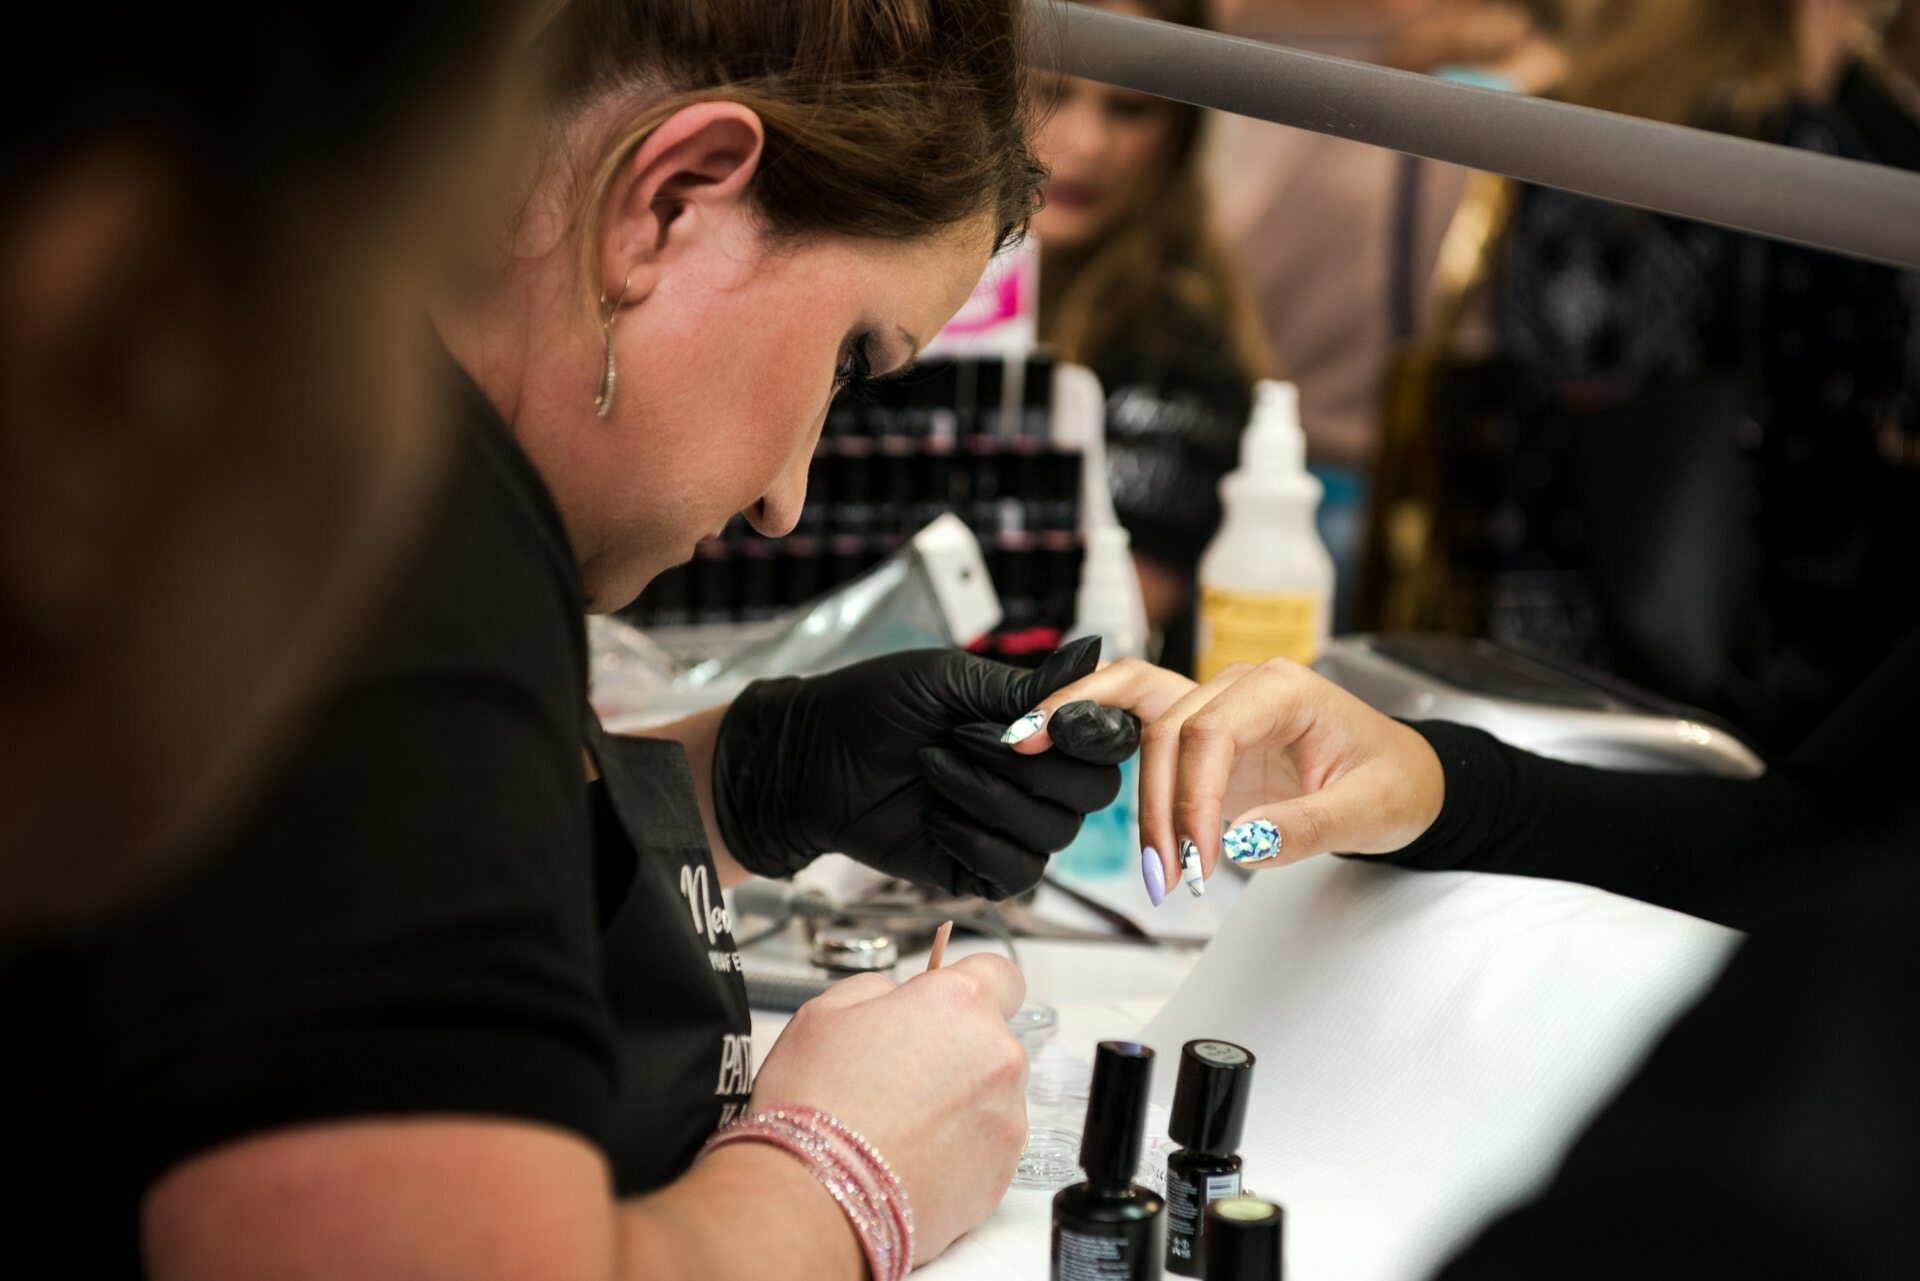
[1031,70,1184,253]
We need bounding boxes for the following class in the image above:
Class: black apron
[585,718,754,1195]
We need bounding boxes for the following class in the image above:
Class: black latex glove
[712,638,1142,900]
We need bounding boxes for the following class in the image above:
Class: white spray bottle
[1195,381,1334,678]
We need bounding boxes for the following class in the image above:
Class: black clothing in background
[1089,287,1253,675]
[1837,56,1920,174]
[1435,843,1920,1281]
[1494,100,1916,750]
[1378,628,1920,1278]
[2,359,747,1276]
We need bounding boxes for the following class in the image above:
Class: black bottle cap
[1169,1039,1256,1156]
[1079,1041,1155,1188]
[1202,1197,1284,1281]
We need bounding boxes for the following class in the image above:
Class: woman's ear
[598,101,766,306]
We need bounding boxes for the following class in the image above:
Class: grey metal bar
[1031,2,1920,271]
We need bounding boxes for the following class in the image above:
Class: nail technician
[3,5,1139,1278]
[1019,627,1920,1275]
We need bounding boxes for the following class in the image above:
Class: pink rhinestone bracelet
[698,1106,915,1281]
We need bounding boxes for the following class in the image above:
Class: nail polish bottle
[1164,1040,1256,1276]
[1052,1041,1165,1281]
[1201,1197,1285,1281]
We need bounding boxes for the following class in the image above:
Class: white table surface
[744,865,1213,1280]
[741,854,1741,1281]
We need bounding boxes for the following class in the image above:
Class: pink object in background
[928,237,1040,356]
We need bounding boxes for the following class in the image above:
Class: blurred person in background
[1893,0,1920,76]
[1484,0,1917,748]
[1386,0,1580,87]
[1835,0,1920,169]
[1205,0,1574,630]
[1033,0,1270,673]
[0,4,534,942]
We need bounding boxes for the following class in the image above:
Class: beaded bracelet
[698,1106,915,1281]
[778,1106,914,1263]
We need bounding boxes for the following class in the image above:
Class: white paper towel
[1134,858,1743,1281]
[920,857,1741,1281]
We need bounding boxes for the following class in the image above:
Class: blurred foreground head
[0,4,536,938]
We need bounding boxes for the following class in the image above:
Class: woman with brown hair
[8,4,1141,1278]
[1031,0,1270,672]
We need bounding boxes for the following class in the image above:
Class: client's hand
[711,639,1141,899]
[751,953,1029,1262]
[1009,657,1445,897]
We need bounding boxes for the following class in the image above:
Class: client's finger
[1136,664,1261,896]
[1169,661,1326,882]
[1000,658,1197,755]
[1218,792,1337,869]
[992,637,1103,732]
[1222,730,1443,864]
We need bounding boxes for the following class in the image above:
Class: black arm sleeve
[1434,841,1920,1281]
[1375,627,1920,931]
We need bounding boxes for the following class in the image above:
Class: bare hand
[749,953,1029,1261]
[1008,657,1445,898]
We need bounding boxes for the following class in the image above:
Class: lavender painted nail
[1141,848,1167,907]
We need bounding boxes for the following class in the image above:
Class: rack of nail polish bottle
[622,352,1116,668]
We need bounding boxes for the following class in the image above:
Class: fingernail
[1179,839,1205,898]
[1141,847,1167,907]
[1000,709,1047,745]
[1223,819,1283,866]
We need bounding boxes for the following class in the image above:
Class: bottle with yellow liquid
[1195,381,1334,679]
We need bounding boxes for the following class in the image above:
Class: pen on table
[925,920,954,972]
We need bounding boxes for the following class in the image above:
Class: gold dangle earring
[594,271,633,418]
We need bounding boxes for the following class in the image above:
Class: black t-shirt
[1495,102,1915,747]
[1382,629,1920,1277]
[587,726,754,1189]
[3,359,749,1276]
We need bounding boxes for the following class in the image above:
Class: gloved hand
[712,638,1142,900]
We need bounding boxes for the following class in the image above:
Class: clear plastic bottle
[1052,526,1148,880]
[1195,382,1334,679]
